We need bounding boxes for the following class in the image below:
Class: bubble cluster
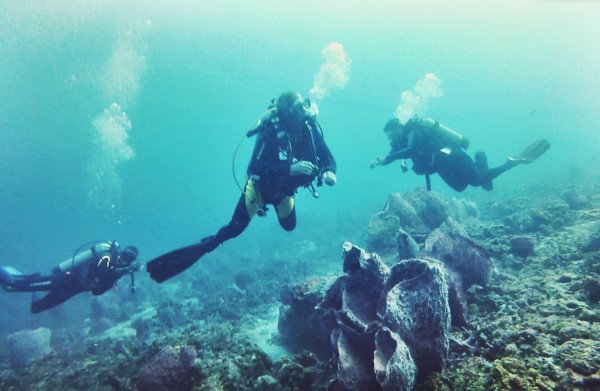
[395,73,444,124]
[92,103,134,163]
[308,42,351,113]
[88,22,148,214]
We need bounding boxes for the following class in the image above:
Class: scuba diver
[0,241,141,313]
[370,117,550,192]
[146,91,337,283]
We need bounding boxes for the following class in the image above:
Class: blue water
[1,0,599,331]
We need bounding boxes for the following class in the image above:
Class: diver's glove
[322,171,337,186]
[370,157,384,168]
[290,160,316,176]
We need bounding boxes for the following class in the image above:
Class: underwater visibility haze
[1,0,600,389]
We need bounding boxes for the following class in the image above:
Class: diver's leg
[201,181,261,252]
[483,161,517,180]
[476,140,550,191]
[31,286,79,313]
[0,268,53,292]
[436,151,471,192]
[200,196,250,252]
[275,196,296,231]
[438,170,469,192]
[19,274,54,292]
[475,151,517,191]
[214,195,252,241]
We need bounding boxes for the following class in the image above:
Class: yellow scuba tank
[56,242,113,274]
[420,118,469,150]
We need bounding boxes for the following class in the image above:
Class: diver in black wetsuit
[204,91,337,248]
[0,241,141,313]
[370,117,549,191]
[146,91,337,282]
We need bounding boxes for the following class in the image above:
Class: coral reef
[1,172,599,390]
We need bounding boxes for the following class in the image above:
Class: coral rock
[6,327,52,369]
[136,346,199,391]
[562,188,590,210]
[396,229,420,260]
[374,327,416,390]
[509,236,536,258]
[401,188,449,231]
[582,222,600,253]
[377,258,451,378]
[278,277,330,356]
[423,217,492,288]
[365,189,450,255]
[315,244,451,390]
[582,275,600,303]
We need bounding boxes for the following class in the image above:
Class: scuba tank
[55,241,113,274]
[420,118,470,150]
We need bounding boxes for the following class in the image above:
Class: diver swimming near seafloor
[146,91,337,283]
[370,116,550,192]
[0,241,141,313]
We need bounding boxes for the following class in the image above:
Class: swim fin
[146,243,207,283]
[508,139,550,165]
[0,266,24,291]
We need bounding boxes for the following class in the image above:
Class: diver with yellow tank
[370,116,550,192]
[0,241,141,313]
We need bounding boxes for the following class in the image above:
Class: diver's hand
[322,171,337,186]
[370,157,383,168]
[290,160,316,176]
[117,263,143,275]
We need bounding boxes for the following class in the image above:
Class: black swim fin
[508,139,550,164]
[146,243,207,283]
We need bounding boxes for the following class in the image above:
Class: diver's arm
[114,263,142,276]
[370,156,387,168]
[317,140,337,185]
[371,130,415,167]
[313,129,336,175]
[309,123,337,185]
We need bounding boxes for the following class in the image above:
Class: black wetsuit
[202,110,336,252]
[383,118,511,192]
[12,243,135,313]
